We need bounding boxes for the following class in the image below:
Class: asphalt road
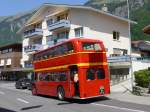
[0,85,150,112]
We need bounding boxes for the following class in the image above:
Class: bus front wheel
[57,86,65,100]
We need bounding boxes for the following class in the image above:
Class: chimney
[101,4,108,12]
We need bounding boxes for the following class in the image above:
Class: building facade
[0,44,22,81]
[21,4,133,88]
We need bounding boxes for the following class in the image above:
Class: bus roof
[33,38,103,55]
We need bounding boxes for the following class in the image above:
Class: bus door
[69,66,80,97]
[35,72,45,94]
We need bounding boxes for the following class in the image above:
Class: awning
[109,62,131,68]
[0,68,34,72]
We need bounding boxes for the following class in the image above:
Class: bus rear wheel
[57,86,65,100]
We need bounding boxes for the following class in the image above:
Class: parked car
[26,81,34,90]
[15,78,31,89]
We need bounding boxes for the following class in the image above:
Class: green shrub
[134,69,150,88]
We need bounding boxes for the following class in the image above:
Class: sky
[0,0,88,16]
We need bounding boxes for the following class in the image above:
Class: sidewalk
[0,81,16,89]
[109,83,150,106]
[108,92,150,106]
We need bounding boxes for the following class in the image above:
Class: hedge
[134,69,150,88]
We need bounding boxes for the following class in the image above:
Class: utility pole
[127,0,134,91]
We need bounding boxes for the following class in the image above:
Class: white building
[21,3,136,91]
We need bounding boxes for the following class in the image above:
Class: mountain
[85,0,150,41]
[0,11,35,46]
[0,1,149,46]
[85,0,127,16]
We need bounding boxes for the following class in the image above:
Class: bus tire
[57,86,65,101]
[32,85,37,96]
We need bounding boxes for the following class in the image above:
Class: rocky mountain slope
[0,11,34,46]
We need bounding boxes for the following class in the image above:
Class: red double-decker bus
[32,38,110,100]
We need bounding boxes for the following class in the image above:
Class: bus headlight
[99,86,105,95]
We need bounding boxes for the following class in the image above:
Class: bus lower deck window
[86,69,95,80]
[96,69,105,79]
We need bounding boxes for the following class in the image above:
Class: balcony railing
[24,63,33,68]
[24,28,43,38]
[132,56,150,63]
[24,44,43,53]
[48,19,70,31]
[107,55,131,63]
[0,63,4,66]
[107,56,150,63]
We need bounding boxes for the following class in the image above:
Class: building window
[0,59,5,66]
[0,48,13,54]
[47,19,53,25]
[6,58,11,65]
[111,48,128,57]
[1,49,9,54]
[56,31,69,44]
[34,38,42,44]
[57,31,69,39]
[46,35,54,46]
[113,31,120,40]
[8,48,12,52]
[75,27,83,37]
[24,61,33,68]
[113,48,122,56]
[36,23,42,28]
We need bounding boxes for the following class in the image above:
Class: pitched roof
[143,25,150,34]
[26,3,136,26]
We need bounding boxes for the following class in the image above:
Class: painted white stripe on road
[91,103,147,112]
[0,91,5,95]
[17,98,29,104]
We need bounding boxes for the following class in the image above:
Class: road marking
[0,91,5,95]
[91,103,147,112]
[17,98,29,104]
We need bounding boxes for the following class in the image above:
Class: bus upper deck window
[82,42,102,51]
[67,42,74,53]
